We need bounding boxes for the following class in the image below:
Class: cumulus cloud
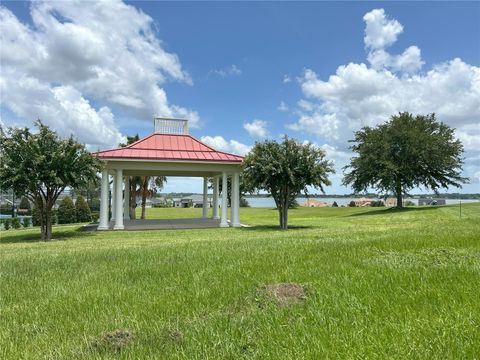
[0,1,199,148]
[363,8,424,74]
[210,64,242,78]
[200,136,251,156]
[289,8,480,187]
[283,75,292,83]
[363,8,403,50]
[243,119,268,138]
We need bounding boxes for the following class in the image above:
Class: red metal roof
[93,133,244,162]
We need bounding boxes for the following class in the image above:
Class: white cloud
[200,136,251,156]
[363,8,403,50]
[0,1,199,148]
[210,64,242,78]
[283,74,292,83]
[290,8,480,187]
[243,119,268,138]
[368,46,424,74]
[277,101,289,112]
[363,8,424,74]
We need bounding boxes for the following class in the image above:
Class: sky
[1,1,479,194]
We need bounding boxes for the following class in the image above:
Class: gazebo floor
[101,218,222,231]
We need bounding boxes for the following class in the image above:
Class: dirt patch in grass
[259,283,307,307]
[92,329,134,352]
[162,327,183,344]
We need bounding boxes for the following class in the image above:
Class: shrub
[4,218,11,230]
[32,207,41,226]
[332,201,338,207]
[405,200,416,206]
[75,195,92,222]
[370,200,385,207]
[58,197,76,224]
[348,201,356,207]
[22,217,31,227]
[90,198,101,212]
[91,211,100,223]
[11,218,21,229]
[18,197,31,215]
[240,197,250,208]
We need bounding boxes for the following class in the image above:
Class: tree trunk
[395,179,403,209]
[282,195,289,230]
[129,181,136,220]
[141,177,148,219]
[45,209,52,240]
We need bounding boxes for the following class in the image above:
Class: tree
[208,177,248,207]
[0,121,100,240]
[243,136,334,229]
[343,112,467,208]
[332,201,339,207]
[75,195,92,222]
[119,135,166,219]
[139,176,167,219]
[58,196,76,224]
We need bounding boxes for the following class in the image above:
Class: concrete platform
[98,218,222,231]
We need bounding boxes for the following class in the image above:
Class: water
[245,196,479,208]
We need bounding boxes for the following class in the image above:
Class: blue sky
[1,1,479,194]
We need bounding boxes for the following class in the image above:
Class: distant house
[384,198,397,207]
[173,195,213,208]
[354,197,374,207]
[418,199,446,206]
[301,199,328,207]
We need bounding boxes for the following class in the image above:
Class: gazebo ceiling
[94,133,244,163]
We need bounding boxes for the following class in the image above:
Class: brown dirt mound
[92,329,134,352]
[261,283,307,306]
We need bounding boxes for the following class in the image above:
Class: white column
[114,169,124,230]
[123,176,130,220]
[220,172,229,227]
[231,172,241,227]
[98,169,109,230]
[111,172,116,221]
[212,176,219,219]
[202,177,209,219]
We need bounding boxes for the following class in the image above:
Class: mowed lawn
[1,204,479,359]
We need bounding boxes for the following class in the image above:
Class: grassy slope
[0,204,479,359]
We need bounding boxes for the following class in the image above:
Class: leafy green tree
[243,136,334,229]
[75,195,92,222]
[58,196,76,224]
[343,112,467,208]
[0,121,100,240]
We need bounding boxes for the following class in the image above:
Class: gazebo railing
[154,118,189,135]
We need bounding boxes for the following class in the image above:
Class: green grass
[1,204,479,359]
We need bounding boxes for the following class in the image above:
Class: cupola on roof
[94,118,244,162]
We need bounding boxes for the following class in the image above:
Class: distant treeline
[242,193,480,199]
[159,192,480,199]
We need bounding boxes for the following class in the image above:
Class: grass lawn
[1,204,479,359]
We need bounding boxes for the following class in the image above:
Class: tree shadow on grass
[346,206,441,217]
[0,226,94,244]
[242,224,314,231]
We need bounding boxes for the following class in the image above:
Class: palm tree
[139,176,167,219]
[119,135,166,219]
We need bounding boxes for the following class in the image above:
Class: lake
[245,196,479,208]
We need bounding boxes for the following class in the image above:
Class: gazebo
[94,118,244,230]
